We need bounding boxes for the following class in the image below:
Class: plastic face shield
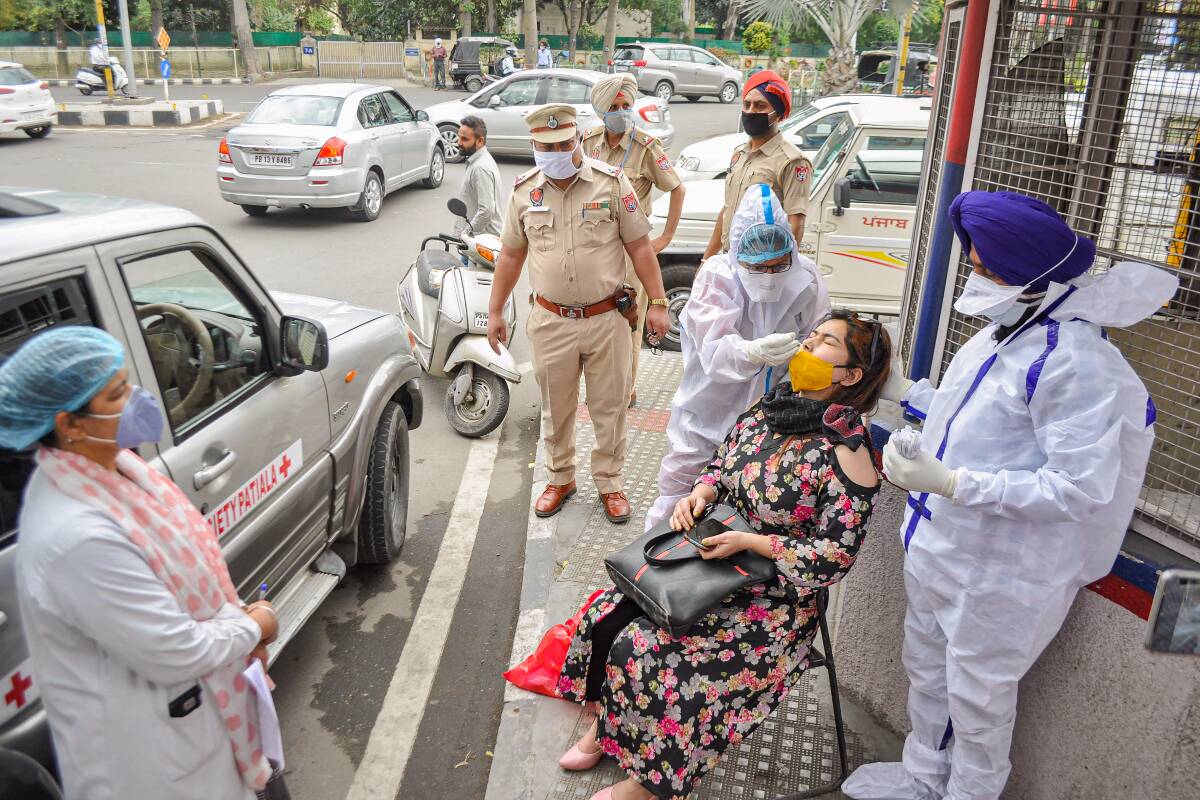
[737,184,793,274]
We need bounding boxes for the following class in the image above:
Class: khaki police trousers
[527,302,632,494]
[624,255,649,397]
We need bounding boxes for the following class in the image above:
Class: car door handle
[194,449,237,490]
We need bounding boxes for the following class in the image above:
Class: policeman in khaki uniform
[487,103,670,523]
[582,74,686,406]
[704,69,813,259]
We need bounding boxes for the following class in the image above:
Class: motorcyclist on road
[88,37,109,79]
[498,46,517,77]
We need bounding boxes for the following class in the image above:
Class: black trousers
[584,597,643,701]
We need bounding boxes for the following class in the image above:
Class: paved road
[0,78,740,799]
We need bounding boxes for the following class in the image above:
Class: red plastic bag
[503,588,604,698]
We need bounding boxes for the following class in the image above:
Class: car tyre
[655,80,673,102]
[652,261,696,352]
[422,146,445,189]
[465,76,483,93]
[439,123,464,163]
[241,204,268,217]
[24,124,52,139]
[358,401,410,564]
[719,82,738,104]
[685,95,701,103]
[445,367,509,438]
[349,170,384,222]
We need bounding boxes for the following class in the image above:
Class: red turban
[743,70,791,118]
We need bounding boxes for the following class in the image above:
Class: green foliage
[742,19,772,54]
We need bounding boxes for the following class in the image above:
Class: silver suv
[0,188,422,773]
[609,42,742,104]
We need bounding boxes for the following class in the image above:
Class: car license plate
[615,64,631,72]
[21,110,43,120]
[473,311,489,328]
[250,153,295,167]
[0,659,39,725]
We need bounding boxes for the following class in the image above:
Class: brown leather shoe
[601,492,631,524]
[628,391,637,408]
[535,481,577,518]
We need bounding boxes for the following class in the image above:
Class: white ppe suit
[644,185,830,529]
[843,261,1177,800]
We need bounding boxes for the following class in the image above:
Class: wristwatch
[649,298,669,307]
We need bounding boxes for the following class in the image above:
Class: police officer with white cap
[487,103,670,524]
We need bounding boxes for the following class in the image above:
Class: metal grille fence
[316,40,409,79]
[900,18,963,363]
[936,0,1200,556]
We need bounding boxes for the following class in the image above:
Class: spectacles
[741,259,792,274]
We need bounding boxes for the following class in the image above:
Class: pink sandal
[588,786,615,800]
[558,741,603,771]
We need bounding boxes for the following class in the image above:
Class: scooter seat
[416,249,460,298]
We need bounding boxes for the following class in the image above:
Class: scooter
[398,198,520,437]
[75,58,129,96]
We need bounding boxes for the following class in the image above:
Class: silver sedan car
[218,83,445,222]
[423,68,674,163]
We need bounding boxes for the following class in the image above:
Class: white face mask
[739,268,785,303]
[534,143,580,179]
[953,234,1082,323]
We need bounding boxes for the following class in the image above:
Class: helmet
[506,46,517,55]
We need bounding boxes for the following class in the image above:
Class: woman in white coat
[1,326,280,800]
[644,183,830,529]
[843,191,1178,800]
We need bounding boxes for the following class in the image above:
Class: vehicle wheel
[422,146,445,188]
[358,401,410,564]
[439,123,464,163]
[655,81,674,102]
[78,85,93,96]
[719,82,738,104]
[685,95,701,103]
[24,124,52,139]
[349,170,384,222]
[241,204,268,217]
[464,76,483,93]
[653,262,696,352]
[445,367,509,438]
[120,83,128,96]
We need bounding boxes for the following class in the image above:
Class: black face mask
[741,111,773,138]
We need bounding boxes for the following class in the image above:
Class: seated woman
[555,311,892,800]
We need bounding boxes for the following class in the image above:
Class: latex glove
[881,359,914,403]
[882,440,958,498]
[741,332,801,366]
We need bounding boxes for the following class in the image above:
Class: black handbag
[604,504,776,636]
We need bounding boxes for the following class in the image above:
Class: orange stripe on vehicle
[830,251,908,271]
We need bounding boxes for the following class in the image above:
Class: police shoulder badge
[622,192,638,213]
[530,187,544,206]
[655,153,671,171]
[794,162,811,183]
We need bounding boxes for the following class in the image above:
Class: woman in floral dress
[555,311,893,800]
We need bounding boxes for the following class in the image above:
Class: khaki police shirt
[581,126,681,212]
[720,130,812,249]
[501,158,651,305]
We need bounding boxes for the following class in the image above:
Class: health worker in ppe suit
[644,183,829,530]
[842,191,1179,800]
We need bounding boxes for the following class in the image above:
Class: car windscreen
[811,116,857,183]
[0,66,36,86]
[246,95,342,126]
[613,46,644,61]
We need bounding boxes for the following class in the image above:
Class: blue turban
[949,191,1095,292]
[0,326,125,450]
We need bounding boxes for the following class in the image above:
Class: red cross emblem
[5,672,32,710]
[279,454,293,479]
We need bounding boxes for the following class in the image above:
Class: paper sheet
[242,660,285,768]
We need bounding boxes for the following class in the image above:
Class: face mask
[788,350,852,392]
[535,143,580,179]
[80,385,165,449]
[738,268,785,303]
[741,111,773,138]
[953,234,1082,323]
[604,110,633,134]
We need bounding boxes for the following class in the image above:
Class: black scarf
[760,383,871,451]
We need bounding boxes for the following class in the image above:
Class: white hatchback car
[0,62,54,139]
[673,94,931,182]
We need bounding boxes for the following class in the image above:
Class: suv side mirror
[416,109,429,122]
[279,316,329,375]
[488,95,502,108]
[833,177,852,217]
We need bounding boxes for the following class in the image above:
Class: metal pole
[93,0,115,99]
[895,8,913,96]
[162,49,169,101]
[116,0,137,94]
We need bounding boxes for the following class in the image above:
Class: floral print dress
[557,402,880,799]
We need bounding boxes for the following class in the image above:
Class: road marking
[345,435,501,800]
[502,607,546,703]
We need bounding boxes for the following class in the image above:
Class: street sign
[303,45,314,55]
[156,28,170,51]
[160,59,171,79]
[405,47,419,56]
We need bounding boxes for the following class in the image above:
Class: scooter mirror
[447,198,468,218]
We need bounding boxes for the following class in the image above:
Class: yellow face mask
[788,349,842,391]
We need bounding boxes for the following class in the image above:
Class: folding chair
[774,586,850,799]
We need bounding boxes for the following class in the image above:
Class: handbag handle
[642,530,706,567]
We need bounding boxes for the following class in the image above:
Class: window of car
[845,137,925,205]
[812,116,857,184]
[667,48,694,63]
[120,248,270,437]
[247,94,341,126]
[545,76,589,104]
[794,111,851,150]
[692,50,723,67]
[0,66,36,86]
[613,46,644,61]
[494,78,541,107]
[0,276,96,539]
[381,91,415,124]
[357,94,389,128]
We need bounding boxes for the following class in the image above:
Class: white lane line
[502,607,546,704]
[345,435,501,800]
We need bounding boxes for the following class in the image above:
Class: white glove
[741,332,801,366]
[880,359,914,403]
[882,440,958,498]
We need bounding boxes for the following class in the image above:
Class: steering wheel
[855,155,882,193]
[135,302,215,427]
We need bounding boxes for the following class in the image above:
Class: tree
[603,0,618,55]
[742,20,771,54]
[721,0,739,39]
[231,0,262,79]
[523,0,537,65]
[741,0,879,93]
